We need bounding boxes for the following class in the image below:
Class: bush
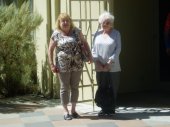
[0,2,43,97]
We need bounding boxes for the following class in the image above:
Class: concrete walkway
[0,93,170,127]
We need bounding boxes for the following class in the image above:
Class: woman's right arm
[48,39,59,73]
[91,33,104,70]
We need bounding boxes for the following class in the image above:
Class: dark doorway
[159,0,170,81]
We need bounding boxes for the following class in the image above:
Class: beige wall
[33,0,48,90]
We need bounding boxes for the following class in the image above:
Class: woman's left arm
[108,31,121,64]
[79,32,93,63]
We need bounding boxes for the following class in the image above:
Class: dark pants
[96,72,120,112]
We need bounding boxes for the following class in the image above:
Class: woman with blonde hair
[48,13,92,120]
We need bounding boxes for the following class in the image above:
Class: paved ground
[0,92,170,127]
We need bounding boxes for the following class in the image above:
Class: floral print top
[51,27,83,72]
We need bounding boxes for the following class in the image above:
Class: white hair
[98,11,115,24]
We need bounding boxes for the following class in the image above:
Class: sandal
[64,114,72,120]
[71,112,80,118]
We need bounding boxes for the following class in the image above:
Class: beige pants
[58,71,82,105]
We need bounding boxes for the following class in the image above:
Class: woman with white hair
[92,11,121,116]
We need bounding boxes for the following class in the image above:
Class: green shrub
[0,2,43,97]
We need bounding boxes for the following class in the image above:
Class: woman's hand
[87,56,93,64]
[51,64,59,73]
[96,61,104,70]
[103,60,113,71]
[103,63,111,71]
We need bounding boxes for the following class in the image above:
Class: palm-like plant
[0,2,43,97]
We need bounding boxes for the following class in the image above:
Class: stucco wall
[33,0,48,90]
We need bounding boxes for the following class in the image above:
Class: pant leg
[96,72,110,111]
[96,72,109,88]
[58,72,70,105]
[109,72,120,105]
[70,71,82,103]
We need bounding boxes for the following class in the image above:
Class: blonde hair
[98,11,114,24]
[55,13,75,30]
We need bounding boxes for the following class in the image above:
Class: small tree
[0,2,43,97]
